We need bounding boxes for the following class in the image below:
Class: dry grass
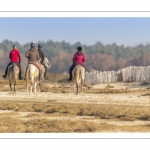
[0,77,150,132]
[0,100,150,121]
[141,92,150,96]
[46,73,69,83]
[41,85,130,94]
[0,99,150,132]
[0,116,150,132]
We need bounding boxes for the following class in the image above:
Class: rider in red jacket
[2,45,23,80]
[68,46,85,81]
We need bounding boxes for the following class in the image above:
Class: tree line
[0,39,150,73]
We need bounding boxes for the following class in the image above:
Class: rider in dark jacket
[68,46,85,81]
[37,44,48,80]
[2,45,23,80]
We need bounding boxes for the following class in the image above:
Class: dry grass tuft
[141,92,150,96]
[0,100,150,132]
[105,84,114,89]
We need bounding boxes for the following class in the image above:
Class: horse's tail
[11,63,18,81]
[73,66,82,84]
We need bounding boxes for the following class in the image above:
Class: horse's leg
[30,77,34,95]
[14,82,16,95]
[81,76,84,93]
[73,81,79,95]
[73,83,76,93]
[26,84,29,95]
[81,80,83,93]
[26,83,29,95]
[34,78,37,94]
[9,82,12,94]
[76,82,79,95]
[38,81,41,93]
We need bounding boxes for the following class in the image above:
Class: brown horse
[72,65,85,95]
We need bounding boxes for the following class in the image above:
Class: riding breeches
[28,61,42,70]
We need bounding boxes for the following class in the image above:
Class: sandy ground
[0,82,150,106]
[1,81,150,131]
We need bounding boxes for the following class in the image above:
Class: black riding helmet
[38,44,42,48]
[31,43,35,48]
[13,45,16,49]
[77,46,82,51]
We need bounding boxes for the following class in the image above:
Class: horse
[7,63,19,94]
[25,57,50,95]
[25,64,45,95]
[39,57,51,69]
[72,65,85,95]
[43,57,51,69]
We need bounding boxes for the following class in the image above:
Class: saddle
[10,63,20,70]
[28,63,40,70]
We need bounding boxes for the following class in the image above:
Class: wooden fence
[85,66,150,84]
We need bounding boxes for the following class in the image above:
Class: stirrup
[2,75,6,79]
[68,78,72,81]
[19,77,23,80]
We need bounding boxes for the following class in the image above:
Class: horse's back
[8,63,19,82]
[25,63,45,79]
[73,65,85,83]
[26,64,39,77]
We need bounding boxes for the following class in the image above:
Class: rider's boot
[39,70,43,80]
[2,74,6,79]
[68,71,72,81]
[44,68,49,80]
[2,68,8,79]
[19,71,23,80]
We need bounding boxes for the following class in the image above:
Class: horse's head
[43,57,51,69]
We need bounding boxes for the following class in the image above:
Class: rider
[68,46,85,81]
[25,43,42,79]
[2,45,23,80]
[37,44,48,80]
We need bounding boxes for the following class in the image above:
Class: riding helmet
[31,43,35,48]
[77,46,82,51]
[13,45,16,49]
[38,44,42,48]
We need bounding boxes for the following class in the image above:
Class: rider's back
[25,48,39,62]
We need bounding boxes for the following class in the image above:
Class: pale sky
[1,17,150,47]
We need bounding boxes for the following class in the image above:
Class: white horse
[43,57,51,69]
[8,63,19,94]
[72,65,85,95]
[25,64,45,95]
[25,57,50,95]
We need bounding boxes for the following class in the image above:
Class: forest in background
[0,39,150,74]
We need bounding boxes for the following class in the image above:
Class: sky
[1,17,150,47]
